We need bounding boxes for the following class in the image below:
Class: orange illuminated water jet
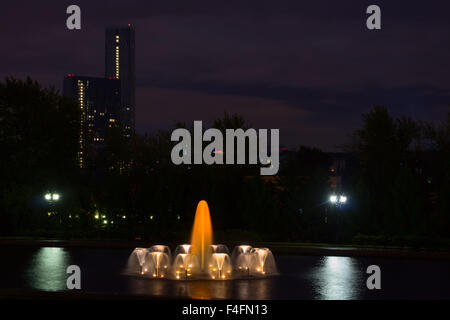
[190,200,213,271]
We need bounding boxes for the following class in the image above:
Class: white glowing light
[329,195,338,203]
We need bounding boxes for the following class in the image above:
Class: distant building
[105,25,135,136]
[63,25,136,168]
[63,75,121,167]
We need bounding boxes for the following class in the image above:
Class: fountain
[174,244,192,256]
[231,245,252,262]
[190,200,213,271]
[149,245,171,255]
[211,244,230,254]
[147,251,171,278]
[125,200,277,280]
[209,253,232,280]
[173,253,199,280]
[249,248,278,276]
[126,247,149,275]
[235,251,253,277]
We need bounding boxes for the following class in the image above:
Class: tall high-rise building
[63,26,136,168]
[63,75,121,167]
[105,25,135,136]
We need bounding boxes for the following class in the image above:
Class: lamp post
[44,192,61,224]
[329,194,348,243]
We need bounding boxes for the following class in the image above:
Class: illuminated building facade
[105,25,135,137]
[63,75,121,167]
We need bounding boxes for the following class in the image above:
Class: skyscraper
[105,25,135,137]
[63,75,121,167]
[63,25,136,168]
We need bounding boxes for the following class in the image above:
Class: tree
[349,106,424,236]
[0,77,79,234]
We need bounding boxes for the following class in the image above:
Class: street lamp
[44,192,61,223]
[329,194,348,205]
[328,193,348,244]
[329,195,338,204]
[44,193,60,202]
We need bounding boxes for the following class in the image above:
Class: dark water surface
[0,246,449,299]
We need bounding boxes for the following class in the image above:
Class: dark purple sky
[1,0,450,151]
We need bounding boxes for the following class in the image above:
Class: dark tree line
[0,78,449,247]
[0,77,79,235]
[343,106,450,246]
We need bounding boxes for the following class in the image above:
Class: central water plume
[190,200,213,271]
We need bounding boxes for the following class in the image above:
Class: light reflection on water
[26,247,70,291]
[127,278,273,299]
[312,256,363,300]
[234,279,272,300]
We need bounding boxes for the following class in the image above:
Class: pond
[0,246,449,299]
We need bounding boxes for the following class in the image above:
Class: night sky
[1,0,450,151]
